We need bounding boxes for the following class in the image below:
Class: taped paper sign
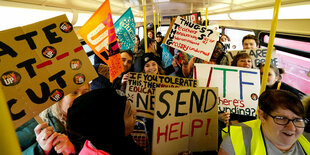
[126,72,197,119]
[153,87,218,155]
[194,64,260,117]
[78,0,124,82]
[226,48,278,67]
[114,8,136,51]
[163,16,219,61]
[0,15,98,128]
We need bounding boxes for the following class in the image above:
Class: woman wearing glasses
[219,90,310,155]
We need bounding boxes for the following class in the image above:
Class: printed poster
[0,15,97,128]
[78,0,124,82]
[114,8,136,51]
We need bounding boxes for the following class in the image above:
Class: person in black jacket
[259,64,306,99]
[66,88,146,155]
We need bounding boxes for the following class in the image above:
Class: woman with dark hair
[67,88,146,155]
[259,64,305,99]
[219,90,310,154]
[231,52,253,68]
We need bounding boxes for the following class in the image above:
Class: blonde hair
[39,101,67,129]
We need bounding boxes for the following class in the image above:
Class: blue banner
[114,8,136,50]
[161,44,173,68]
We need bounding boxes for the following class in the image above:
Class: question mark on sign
[207,29,213,37]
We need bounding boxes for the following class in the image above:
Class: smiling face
[124,100,136,136]
[243,39,257,49]
[236,58,252,68]
[144,60,158,74]
[259,108,304,151]
[120,52,133,72]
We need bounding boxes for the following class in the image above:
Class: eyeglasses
[265,112,309,128]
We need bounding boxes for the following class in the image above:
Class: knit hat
[66,88,127,153]
[143,52,161,67]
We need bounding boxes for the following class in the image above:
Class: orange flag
[78,0,124,82]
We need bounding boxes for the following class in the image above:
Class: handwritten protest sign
[78,0,123,82]
[163,16,219,61]
[226,48,278,67]
[0,15,98,128]
[194,64,260,117]
[126,72,197,119]
[114,8,136,51]
[153,87,218,155]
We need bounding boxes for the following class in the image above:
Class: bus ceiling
[1,0,310,35]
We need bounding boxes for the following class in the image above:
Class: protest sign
[114,8,136,51]
[226,48,278,67]
[194,64,260,117]
[126,72,197,119]
[0,15,98,128]
[153,87,218,155]
[78,0,124,82]
[163,16,219,61]
[161,44,173,68]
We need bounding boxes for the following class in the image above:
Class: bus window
[224,28,255,50]
[260,33,310,94]
[157,25,169,36]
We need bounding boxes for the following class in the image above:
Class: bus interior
[1,0,309,94]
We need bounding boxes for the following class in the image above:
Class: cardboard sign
[194,64,260,117]
[226,48,278,67]
[153,87,218,155]
[0,15,98,128]
[126,72,197,119]
[78,0,124,82]
[163,16,219,61]
[114,8,136,51]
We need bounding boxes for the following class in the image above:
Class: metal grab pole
[143,0,148,53]
[0,88,22,155]
[260,0,282,95]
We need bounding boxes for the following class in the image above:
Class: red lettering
[191,119,203,137]
[180,121,189,138]
[169,122,179,141]
[157,125,168,144]
[205,118,211,135]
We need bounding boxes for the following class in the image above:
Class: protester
[91,50,134,92]
[155,32,163,59]
[143,52,165,75]
[134,37,158,73]
[219,90,310,154]
[242,34,259,49]
[302,95,310,141]
[66,88,146,155]
[220,34,231,43]
[231,52,253,68]
[182,41,226,77]
[133,35,141,56]
[259,63,306,99]
[16,84,90,155]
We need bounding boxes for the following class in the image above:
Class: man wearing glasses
[219,90,310,155]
